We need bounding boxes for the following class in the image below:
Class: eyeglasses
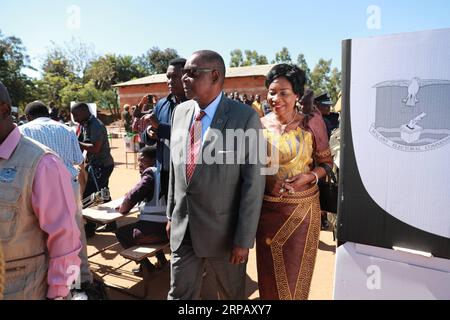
[182,67,214,78]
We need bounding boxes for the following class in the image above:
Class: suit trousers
[167,235,247,300]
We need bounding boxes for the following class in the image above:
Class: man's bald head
[192,50,226,83]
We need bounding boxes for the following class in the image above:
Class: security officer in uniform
[314,92,340,230]
[314,92,339,139]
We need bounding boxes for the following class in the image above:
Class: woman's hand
[283,173,315,194]
[268,180,286,197]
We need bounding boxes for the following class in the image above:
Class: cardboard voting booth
[334,28,450,299]
[124,134,140,153]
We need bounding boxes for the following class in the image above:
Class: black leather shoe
[84,222,97,238]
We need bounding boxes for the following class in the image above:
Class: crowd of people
[0,49,340,300]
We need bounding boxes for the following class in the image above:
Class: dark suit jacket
[141,95,179,172]
[167,95,266,257]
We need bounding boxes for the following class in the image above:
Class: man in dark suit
[166,50,265,300]
[140,58,187,201]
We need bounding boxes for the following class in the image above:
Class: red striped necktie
[186,111,206,183]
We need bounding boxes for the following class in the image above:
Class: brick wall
[117,82,168,108]
[117,75,269,112]
[223,76,268,99]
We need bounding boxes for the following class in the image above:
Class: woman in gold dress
[256,64,333,300]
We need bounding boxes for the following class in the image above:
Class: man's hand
[146,125,158,140]
[142,113,159,129]
[138,95,149,109]
[133,95,149,118]
[115,199,132,214]
[229,246,249,265]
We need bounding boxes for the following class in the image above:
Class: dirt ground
[86,128,337,300]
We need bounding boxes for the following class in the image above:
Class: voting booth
[334,28,450,299]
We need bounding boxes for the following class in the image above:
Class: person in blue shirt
[139,58,187,201]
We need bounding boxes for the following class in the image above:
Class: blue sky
[1,0,450,78]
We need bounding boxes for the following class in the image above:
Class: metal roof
[113,64,275,88]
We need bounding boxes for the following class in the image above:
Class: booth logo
[370,78,450,152]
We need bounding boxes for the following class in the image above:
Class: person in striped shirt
[20,101,99,299]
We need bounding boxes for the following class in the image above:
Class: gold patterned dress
[256,113,331,300]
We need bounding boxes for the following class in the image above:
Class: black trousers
[83,163,114,237]
[83,163,114,200]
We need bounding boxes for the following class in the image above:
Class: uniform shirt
[20,117,84,179]
[79,115,114,167]
[0,127,81,299]
[322,112,340,138]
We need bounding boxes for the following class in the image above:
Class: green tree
[310,59,341,104]
[59,82,84,107]
[310,58,331,95]
[328,67,341,104]
[0,30,35,107]
[59,80,118,114]
[115,55,145,83]
[297,53,311,84]
[272,47,292,64]
[84,55,115,90]
[85,54,145,90]
[243,50,268,66]
[230,49,244,67]
[34,74,72,106]
[37,45,78,106]
[138,47,179,75]
[231,49,268,67]
[42,45,76,79]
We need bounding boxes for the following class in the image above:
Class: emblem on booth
[370,77,450,152]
